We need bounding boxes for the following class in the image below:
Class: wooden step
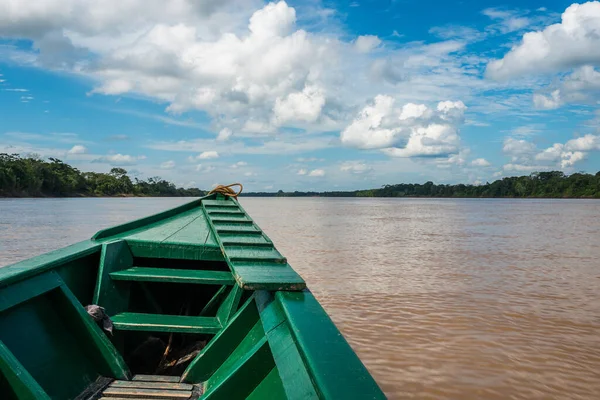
[111,313,221,334]
[215,224,261,233]
[110,267,234,285]
[219,233,271,245]
[132,375,180,383]
[206,211,246,218]
[209,217,253,224]
[225,247,286,263]
[101,386,191,399]
[110,380,193,391]
[206,208,243,214]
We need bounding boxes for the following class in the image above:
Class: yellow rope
[208,183,243,198]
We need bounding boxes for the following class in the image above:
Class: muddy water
[1,197,600,399]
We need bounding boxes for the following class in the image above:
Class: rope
[208,183,243,198]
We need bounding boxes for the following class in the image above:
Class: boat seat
[99,374,200,399]
[110,313,221,334]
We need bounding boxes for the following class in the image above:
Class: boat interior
[0,196,384,400]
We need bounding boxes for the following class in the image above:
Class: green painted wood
[206,208,245,215]
[203,200,239,207]
[0,240,100,286]
[110,267,235,286]
[127,241,223,262]
[224,247,286,263]
[0,340,50,400]
[93,240,133,317]
[245,367,286,400]
[255,291,318,400]
[132,375,181,383]
[51,284,130,380]
[214,224,261,233]
[201,336,273,399]
[201,198,306,291]
[111,313,221,334]
[0,291,101,399]
[199,286,229,317]
[92,198,206,240]
[276,291,386,399]
[216,285,242,326]
[0,271,63,312]
[182,297,258,383]
[231,263,306,291]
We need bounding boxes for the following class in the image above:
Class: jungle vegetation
[2,153,599,198]
[0,153,204,197]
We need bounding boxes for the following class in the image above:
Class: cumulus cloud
[340,95,400,149]
[486,2,600,80]
[308,168,325,177]
[354,35,381,53]
[297,168,307,175]
[533,66,600,109]
[160,160,176,169]
[504,134,600,171]
[342,96,466,159]
[471,158,491,167]
[93,154,146,166]
[216,128,232,141]
[67,144,87,154]
[272,85,325,125]
[194,151,219,160]
[340,161,373,174]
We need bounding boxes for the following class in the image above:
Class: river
[1,197,600,399]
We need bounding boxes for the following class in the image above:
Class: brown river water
[1,197,600,399]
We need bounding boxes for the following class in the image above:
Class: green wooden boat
[0,193,385,399]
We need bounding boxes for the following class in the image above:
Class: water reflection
[2,197,600,399]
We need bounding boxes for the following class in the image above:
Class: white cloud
[67,144,87,154]
[482,8,531,34]
[297,168,307,175]
[231,161,248,169]
[506,134,600,171]
[354,35,381,53]
[533,66,600,109]
[564,134,600,151]
[471,158,491,167]
[93,154,146,166]
[503,137,537,160]
[272,85,325,125]
[342,96,466,158]
[308,168,325,176]
[216,128,232,141]
[487,2,600,79]
[340,161,372,174]
[160,160,176,169]
[340,95,401,149]
[196,151,219,160]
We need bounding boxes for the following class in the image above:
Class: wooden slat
[225,247,286,263]
[132,375,181,383]
[110,380,193,391]
[111,313,221,334]
[110,267,234,285]
[102,386,191,399]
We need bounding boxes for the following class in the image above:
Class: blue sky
[1,0,599,191]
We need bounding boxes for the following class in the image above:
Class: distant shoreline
[2,154,599,199]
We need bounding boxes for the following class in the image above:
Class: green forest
[0,153,204,197]
[246,171,600,198]
[2,153,600,198]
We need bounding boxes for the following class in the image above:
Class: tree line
[245,171,600,198]
[0,153,205,197]
[2,153,600,198]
